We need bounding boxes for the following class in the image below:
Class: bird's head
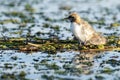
[65,12,81,23]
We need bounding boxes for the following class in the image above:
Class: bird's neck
[74,18,82,25]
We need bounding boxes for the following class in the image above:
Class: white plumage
[71,22,86,42]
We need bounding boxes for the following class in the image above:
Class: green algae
[1,74,15,79]
[25,4,35,13]
[19,71,26,78]
[106,59,120,67]
[0,72,28,80]
[2,11,35,24]
[95,75,104,80]
[3,11,26,18]
[59,5,72,10]
[97,45,105,49]
[89,20,105,25]
[11,56,18,60]
[0,19,19,24]
[0,40,25,49]
[106,36,119,46]
[117,40,120,45]
[4,63,13,69]
[42,23,50,28]
[0,45,7,49]
[101,67,113,74]
[46,63,59,70]
[0,37,120,53]
[55,70,67,75]
[41,75,54,80]
[110,22,120,27]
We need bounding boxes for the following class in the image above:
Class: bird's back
[87,33,106,45]
[77,19,106,45]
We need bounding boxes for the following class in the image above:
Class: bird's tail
[88,33,106,45]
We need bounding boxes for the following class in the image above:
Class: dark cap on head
[66,12,81,22]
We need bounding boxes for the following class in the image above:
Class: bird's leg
[83,41,91,49]
[73,36,82,50]
[78,42,81,50]
[78,41,90,50]
[73,36,77,41]
[78,41,85,50]
[82,42,86,46]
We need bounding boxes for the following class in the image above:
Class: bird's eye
[71,17,74,19]
[67,16,76,22]
[68,16,74,19]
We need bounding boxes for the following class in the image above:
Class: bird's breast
[70,23,86,42]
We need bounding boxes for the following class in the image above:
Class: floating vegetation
[101,67,113,74]
[2,11,35,24]
[41,75,54,80]
[106,59,120,67]
[110,22,120,27]
[4,63,13,69]
[59,5,72,10]
[46,63,60,70]
[55,70,67,75]
[11,56,18,60]
[0,37,120,53]
[0,72,27,80]
[0,19,19,24]
[95,75,104,80]
[89,20,105,25]
[3,11,26,18]
[19,71,26,78]
[25,3,35,13]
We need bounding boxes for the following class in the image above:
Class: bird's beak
[63,16,69,20]
[64,17,68,19]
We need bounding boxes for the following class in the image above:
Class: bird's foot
[79,41,98,50]
[78,42,88,50]
[79,42,86,46]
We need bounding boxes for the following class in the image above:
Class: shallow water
[0,0,120,80]
[0,0,120,39]
[0,50,120,80]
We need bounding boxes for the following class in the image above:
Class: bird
[66,12,106,45]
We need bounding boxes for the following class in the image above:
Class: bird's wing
[81,20,95,41]
[88,33,106,45]
[79,20,106,45]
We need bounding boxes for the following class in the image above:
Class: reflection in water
[0,50,120,80]
[72,51,104,74]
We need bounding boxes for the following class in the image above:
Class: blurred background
[0,0,120,40]
[0,0,120,80]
